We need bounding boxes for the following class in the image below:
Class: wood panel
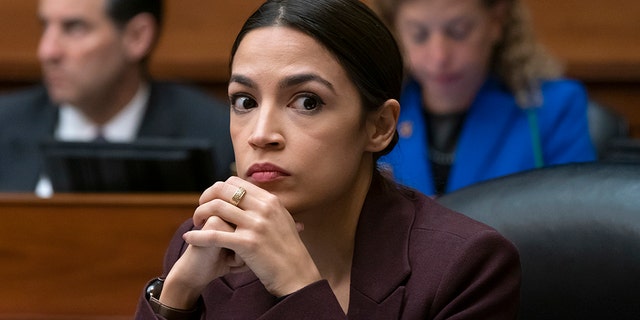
[523,0,640,82]
[521,0,640,137]
[0,0,639,135]
[0,193,199,319]
[1,0,638,82]
[0,0,264,83]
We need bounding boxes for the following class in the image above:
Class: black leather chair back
[437,163,640,319]
[587,101,628,159]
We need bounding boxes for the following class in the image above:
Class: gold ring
[230,187,246,207]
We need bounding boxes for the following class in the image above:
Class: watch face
[145,277,165,300]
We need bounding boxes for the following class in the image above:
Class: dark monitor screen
[40,138,216,193]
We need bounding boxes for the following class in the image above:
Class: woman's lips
[431,74,461,86]
[251,171,286,182]
[246,163,290,183]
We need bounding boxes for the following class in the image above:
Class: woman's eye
[447,22,473,40]
[411,28,429,44]
[290,94,324,112]
[230,95,257,112]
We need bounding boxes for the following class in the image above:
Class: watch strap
[149,296,201,320]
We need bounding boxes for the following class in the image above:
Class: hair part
[230,0,404,160]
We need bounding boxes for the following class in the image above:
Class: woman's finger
[183,226,241,248]
[199,178,254,209]
[184,215,234,246]
[193,198,248,228]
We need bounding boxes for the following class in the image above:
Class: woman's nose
[247,105,285,150]
[423,33,452,69]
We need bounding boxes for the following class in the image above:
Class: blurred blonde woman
[373,0,595,196]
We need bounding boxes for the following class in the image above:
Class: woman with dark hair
[135,0,520,319]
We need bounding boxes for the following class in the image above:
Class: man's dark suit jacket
[135,174,521,319]
[0,82,234,191]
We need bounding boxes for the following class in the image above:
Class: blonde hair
[370,0,563,108]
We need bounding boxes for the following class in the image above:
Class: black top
[425,110,467,195]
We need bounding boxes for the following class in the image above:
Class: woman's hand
[162,176,321,308]
[158,206,241,309]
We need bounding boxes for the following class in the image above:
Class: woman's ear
[122,13,157,62]
[365,99,400,153]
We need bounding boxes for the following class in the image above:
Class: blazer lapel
[348,175,413,319]
[449,79,523,192]
[18,94,58,189]
[137,82,180,137]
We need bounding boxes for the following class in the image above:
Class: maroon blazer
[135,174,521,319]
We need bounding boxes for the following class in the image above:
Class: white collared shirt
[36,83,151,197]
[55,83,150,142]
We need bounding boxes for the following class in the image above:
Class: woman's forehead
[237,27,324,56]
[232,27,345,79]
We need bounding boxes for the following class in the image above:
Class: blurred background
[1,0,638,137]
[0,0,638,318]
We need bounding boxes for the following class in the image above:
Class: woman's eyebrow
[229,74,256,88]
[229,73,336,94]
[279,73,336,93]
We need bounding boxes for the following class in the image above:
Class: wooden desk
[0,193,199,319]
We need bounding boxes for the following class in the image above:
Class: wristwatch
[146,277,165,300]
[145,277,201,320]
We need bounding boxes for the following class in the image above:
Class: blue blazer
[379,77,596,196]
[0,82,235,191]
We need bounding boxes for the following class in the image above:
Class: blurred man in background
[0,0,234,195]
